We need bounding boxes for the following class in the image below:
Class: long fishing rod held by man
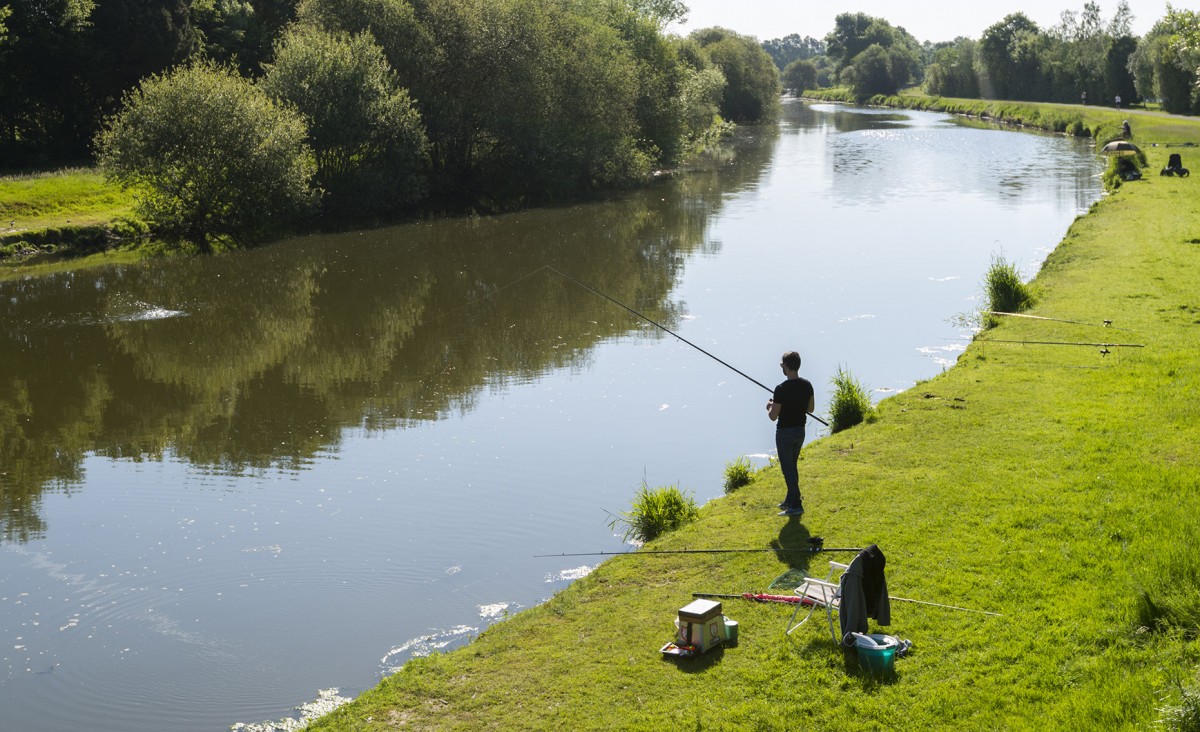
[543,266,828,427]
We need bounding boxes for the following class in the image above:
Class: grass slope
[308,105,1200,730]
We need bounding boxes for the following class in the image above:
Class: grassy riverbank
[308,105,1200,729]
[0,168,147,275]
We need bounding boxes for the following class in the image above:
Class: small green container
[723,618,738,645]
[856,644,895,674]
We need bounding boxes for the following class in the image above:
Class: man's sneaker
[777,504,805,517]
[778,501,789,509]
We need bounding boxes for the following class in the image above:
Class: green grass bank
[0,168,146,275]
[307,105,1200,730]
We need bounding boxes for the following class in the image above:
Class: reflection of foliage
[0,121,778,543]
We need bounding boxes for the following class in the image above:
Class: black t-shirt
[773,377,814,429]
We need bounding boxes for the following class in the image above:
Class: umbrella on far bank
[1102,140,1141,155]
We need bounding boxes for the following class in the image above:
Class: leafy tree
[673,36,726,136]
[781,59,817,94]
[841,44,901,98]
[825,12,919,76]
[762,33,824,70]
[86,0,198,109]
[824,12,919,95]
[924,38,980,98]
[1127,11,1200,113]
[690,27,780,122]
[192,0,298,75]
[1105,34,1139,104]
[0,0,96,164]
[261,27,428,215]
[95,61,316,249]
[979,13,1043,99]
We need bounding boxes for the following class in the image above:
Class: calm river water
[0,101,1102,731]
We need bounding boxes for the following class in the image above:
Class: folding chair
[784,560,848,641]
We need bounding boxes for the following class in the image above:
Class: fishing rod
[693,592,808,605]
[534,547,862,558]
[543,265,830,427]
[983,339,1144,348]
[985,311,1130,331]
[888,595,1001,617]
[694,591,1000,616]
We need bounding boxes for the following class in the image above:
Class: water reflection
[0,136,776,542]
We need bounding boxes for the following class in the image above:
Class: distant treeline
[764,3,1200,114]
[1,0,783,248]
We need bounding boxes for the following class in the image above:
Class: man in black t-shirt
[766,351,814,517]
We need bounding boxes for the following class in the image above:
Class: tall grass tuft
[983,254,1032,326]
[828,365,874,433]
[723,456,753,493]
[1158,677,1200,732]
[607,480,699,544]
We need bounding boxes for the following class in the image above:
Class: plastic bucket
[856,644,895,674]
[853,634,898,675]
[723,618,738,645]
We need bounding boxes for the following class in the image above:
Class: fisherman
[766,351,815,517]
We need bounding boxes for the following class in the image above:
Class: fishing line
[543,265,830,427]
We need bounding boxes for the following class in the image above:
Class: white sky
[670,1,1200,44]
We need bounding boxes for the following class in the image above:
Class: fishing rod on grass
[534,546,862,558]
[543,265,830,427]
[985,311,1130,331]
[691,591,1001,616]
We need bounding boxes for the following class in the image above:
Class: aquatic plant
[722,456,753,493]
[607,480,699,543]
[828,365,875,433]
[983,253,1032,324]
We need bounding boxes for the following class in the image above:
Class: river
[0,101,1102,731]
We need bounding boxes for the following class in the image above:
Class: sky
[670,0,1200,44]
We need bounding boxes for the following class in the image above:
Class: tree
[781,59,817,94]
[0,0,96,164]
[924,38,980,98]
[841,44,902,98]
[690,27,780,122]
[825,12,918,76]
[191,0,299,75]
[261,27,428,215]
[96,61,316,249]
[1127,11,1200,113]
[762,33,824,70]
[979,13,1042,99]
[823,12,919,95]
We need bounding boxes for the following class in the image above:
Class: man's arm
[767,399,781,421]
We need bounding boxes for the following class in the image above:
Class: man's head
[781,351,801,372]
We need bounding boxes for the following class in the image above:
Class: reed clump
[606,480,699,543]
[983,254,1032,325]
[722,456,753,493]
[828,365,875,433]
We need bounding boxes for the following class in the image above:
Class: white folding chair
[784,560,849,641]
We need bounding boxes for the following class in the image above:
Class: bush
[829,365,874,433]
[95,61,317,250]
[261,27,429,216]
[607,480,699,543]
[984,253,1033,319]
[723,456,752,493]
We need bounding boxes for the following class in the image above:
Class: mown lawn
[308,105,1200,730]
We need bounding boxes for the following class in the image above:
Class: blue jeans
[776,426,806,508]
